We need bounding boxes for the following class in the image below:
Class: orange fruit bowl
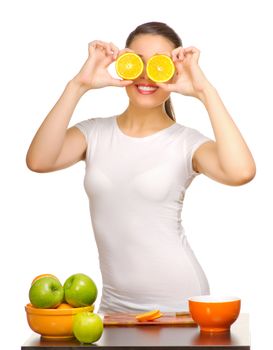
[188,296,241,333]
[25,303,95,340]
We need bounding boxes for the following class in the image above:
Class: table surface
[22,313,250,350]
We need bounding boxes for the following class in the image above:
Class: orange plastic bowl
[188,295,241,333]
[25,303,94,340]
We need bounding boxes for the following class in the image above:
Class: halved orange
[56,303,74,309]
[115,52,144,80]
[136,309,163,322]
[146,54,175,83]
[31,274,59,285]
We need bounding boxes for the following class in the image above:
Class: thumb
[157,82,173,92]
[109,78,134,87]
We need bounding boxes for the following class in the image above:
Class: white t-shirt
[75,115,211,313]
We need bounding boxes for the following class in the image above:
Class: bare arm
[26,81,87,172]
[193,85,256,186]
[159,46,256,186]
[26,41,132,173]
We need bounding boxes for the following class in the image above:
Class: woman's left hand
[157,46,212,99]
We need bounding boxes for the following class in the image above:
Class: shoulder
[174,123,208,141]
[175,122,200,135]
[73,116,114,135]
[174,123,212,155]
[97,116,115,127]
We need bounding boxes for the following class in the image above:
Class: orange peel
[146,54,175,83]
[31,274,59,285]
[115,52,144,80]
[136,309,163,322]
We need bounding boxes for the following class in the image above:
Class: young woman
[26,22,256,314]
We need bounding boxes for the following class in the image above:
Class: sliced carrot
[136,309,163,322]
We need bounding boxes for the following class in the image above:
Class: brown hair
[125,22,183,121]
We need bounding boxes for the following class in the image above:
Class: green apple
[64,273,97,307]
[29,276,64,308]
[73,312,103,343]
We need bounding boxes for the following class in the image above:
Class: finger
[171,48,179,61]
[104,42,116,57]
[156,82,173,92]
[174,61,184,75]
[178,48,185,60]
[109,79,134,87]
[109,42,119,60]
[88,41,104,57]
[184,46,199,53]
[89,40,112,56]
[88,40,97,48]
[171,47,184,62]
[184,46,200,59]
[88,44,95,56]
[88,40,106,49]
[103,54,116,68]
[88,41,102,55]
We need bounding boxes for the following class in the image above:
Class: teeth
[137,85,157,92]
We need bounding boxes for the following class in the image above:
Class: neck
[119,103,173,130]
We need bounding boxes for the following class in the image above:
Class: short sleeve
[183,127,212,186]
[73,118,98,161]
[74,118,97,142]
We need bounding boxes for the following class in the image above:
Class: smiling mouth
[135,84,159,95]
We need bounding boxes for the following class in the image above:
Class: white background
[0,0,272,349]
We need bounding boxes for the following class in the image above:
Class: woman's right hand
[72,40,133,92]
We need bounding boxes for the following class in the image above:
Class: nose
[139,60,154,82]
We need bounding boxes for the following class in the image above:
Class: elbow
[26,154,48,173]
[26,159,41,173]
[234,171,256,186]
[228,165,256,186]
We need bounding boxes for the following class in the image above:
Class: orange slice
[115,52,144,80]
[146,54,175,83]
[31,274,59,285]
[136,309,163,322]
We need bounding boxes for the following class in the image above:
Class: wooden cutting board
[103,312,197,327]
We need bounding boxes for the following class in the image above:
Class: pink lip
[135,84,159,95]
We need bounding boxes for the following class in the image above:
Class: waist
[98,285,190,314]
